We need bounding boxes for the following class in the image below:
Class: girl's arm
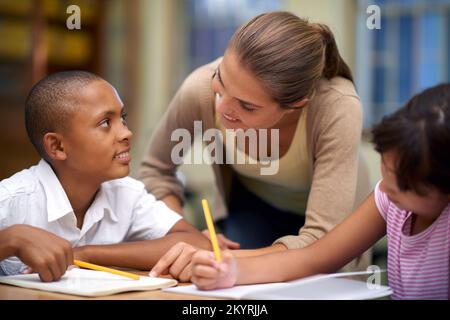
[275,95,367,251]
[232,243,287,257]
[192,193,386,288]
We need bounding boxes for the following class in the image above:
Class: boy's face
[61,80,132,183]
[380,151,449,219]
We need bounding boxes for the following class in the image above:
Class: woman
[140,12,371,274]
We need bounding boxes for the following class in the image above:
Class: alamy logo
[171,121,280,175]
[66,5,81,30]
[366,5,381,30]
[366,265,382,289]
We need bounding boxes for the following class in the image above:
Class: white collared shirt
[0,160,182,275]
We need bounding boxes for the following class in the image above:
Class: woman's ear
[43,132,67,161]
[285,98,309,113]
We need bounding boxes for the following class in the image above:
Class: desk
[0,271,218,300]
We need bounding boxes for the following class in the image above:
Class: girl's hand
[191,250,237,290]
[202,230,240,250]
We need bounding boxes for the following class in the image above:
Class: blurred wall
[286,0,356,71]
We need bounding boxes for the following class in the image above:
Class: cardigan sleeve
[274,93,363,249]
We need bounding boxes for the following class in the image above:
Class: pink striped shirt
[374,181,450,300]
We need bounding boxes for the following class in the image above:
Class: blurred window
[185,0,281,71]
[356,0,450,127]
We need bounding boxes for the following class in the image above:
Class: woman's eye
[239,102,255,112]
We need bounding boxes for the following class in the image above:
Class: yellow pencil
[73,260,140,280]
[201,199,222,263]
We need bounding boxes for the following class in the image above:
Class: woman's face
[212,50,297,130]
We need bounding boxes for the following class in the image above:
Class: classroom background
[1,0,450,284]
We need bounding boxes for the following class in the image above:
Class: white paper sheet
[0,268,177,297]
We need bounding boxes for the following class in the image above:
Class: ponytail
[314,23,354,82]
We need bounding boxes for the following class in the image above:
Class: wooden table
[0,271,218,300]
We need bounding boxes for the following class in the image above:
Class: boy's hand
[191,250,237,290]
[8,225,73,282]
[149,242,198,282]
[202,230,240,250]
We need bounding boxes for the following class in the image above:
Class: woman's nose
[215,93,237,116]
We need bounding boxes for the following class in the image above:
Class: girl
[139,11,371,274]
[190,83,450,300]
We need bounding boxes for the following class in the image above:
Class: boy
[0,71,210,282]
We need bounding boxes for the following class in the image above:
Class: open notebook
[164,271,392,300]
[0,268,177,297]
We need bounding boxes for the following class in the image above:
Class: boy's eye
[121,113,128,126]
[100,119,110,128]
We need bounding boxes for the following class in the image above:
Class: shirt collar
[34,159,118,223]
[87,185,119,223]
[34,160,73,222]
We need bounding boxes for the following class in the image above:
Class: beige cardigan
[139,58,372,272]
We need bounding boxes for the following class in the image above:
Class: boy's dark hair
[25,71,102,161]
[372,83,450,195]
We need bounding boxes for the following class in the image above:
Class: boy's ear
[43,132,67,161]
[285,98,309,113]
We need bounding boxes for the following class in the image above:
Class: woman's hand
[191,250,237,290]
[202,230,240,249]
[149,242,198,282]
